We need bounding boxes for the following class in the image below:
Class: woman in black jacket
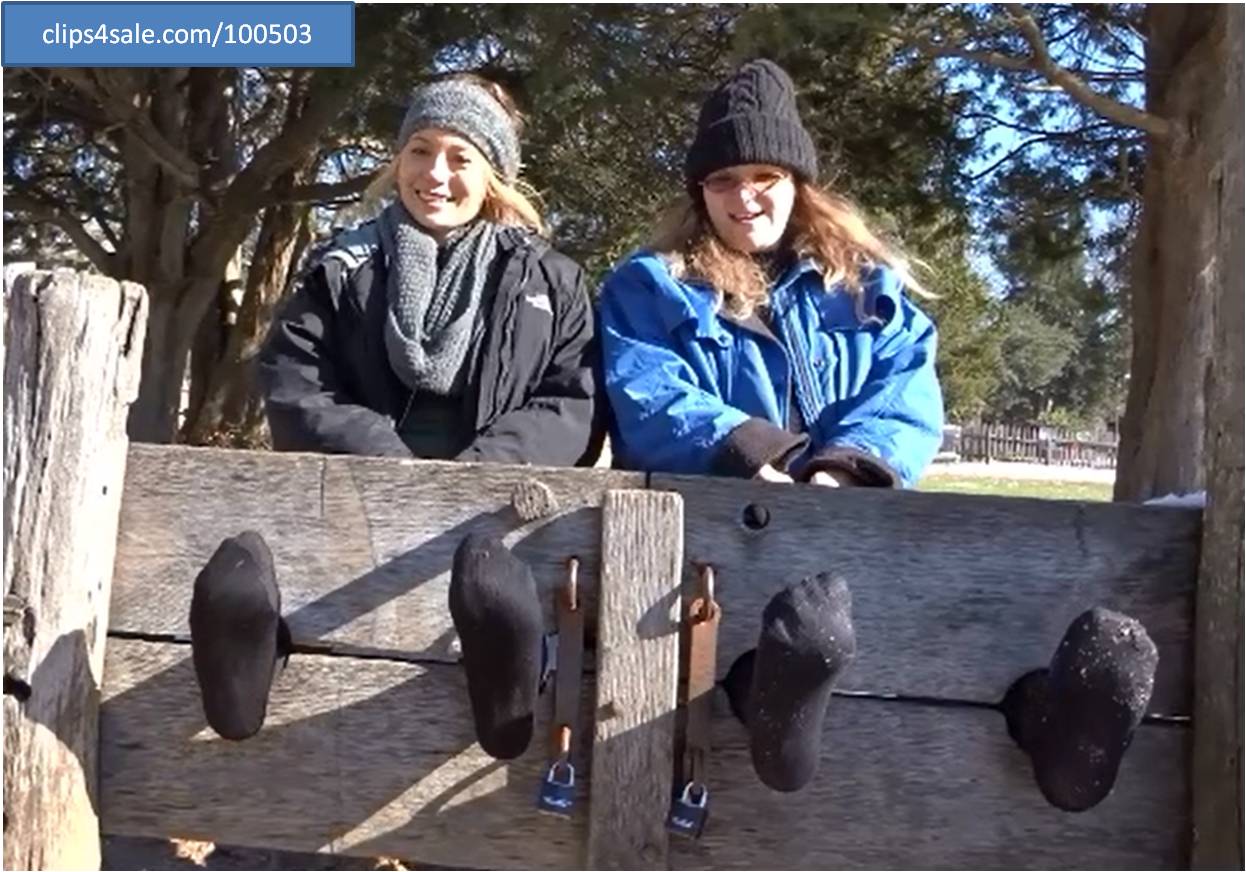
[259,75,600,467]
[188,74,600,765]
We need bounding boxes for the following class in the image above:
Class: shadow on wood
[103,505,609,868]
[7,628,100,815]
[100,445,1198,869]
[110,446,640,660]
[101,635,1189,870]
[656,474,1200,715]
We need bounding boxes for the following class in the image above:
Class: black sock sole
[189,531,284,741]
[1003,607,1158,812]
[721,648,756,726]
[739,573,856,792]
[448,533,544,761]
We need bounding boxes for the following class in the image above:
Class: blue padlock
[536,760,576,817]
[666,781,709,838]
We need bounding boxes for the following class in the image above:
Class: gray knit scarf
[378,201,500,395]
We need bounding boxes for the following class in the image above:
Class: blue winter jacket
[598,251,944,487]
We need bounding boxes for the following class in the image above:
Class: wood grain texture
[100,640,1186,870]
[111,444,642,660]
[588,491,684,870]
[100,638,587,869]
[1193,9,1245,864]
[669,691,1189,871]
[4,270,147,871]
[653,475,1201,715]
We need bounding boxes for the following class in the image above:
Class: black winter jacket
[258,222,603,466]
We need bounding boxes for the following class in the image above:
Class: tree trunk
[1114,7,1224,501]
[1191,8,1244,866]
[126,277,220,443]
[184,201,311,446]
[184,277,228,438]
[182,254,242,442]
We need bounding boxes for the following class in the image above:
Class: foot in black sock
[1002,607,1158,812]
[448,533,544,760]
[189,531,289,741]
[721,648,756,726]
[726,572,857,792]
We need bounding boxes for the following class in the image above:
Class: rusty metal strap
[684,566,720,785]
[552,557,584,760]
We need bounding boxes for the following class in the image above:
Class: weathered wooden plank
[653,475,1200,715]
[588,491,684,870]
[669,692,1188,871]
[1193,9,1245,864]
[100,640,1186,871]
[115,451,1199,711]
[111,444,643,659]
[99,638,585,869]
[4,270,147,871]
[101,835,390,870]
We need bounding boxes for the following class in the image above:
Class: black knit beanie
[685,59,818,196]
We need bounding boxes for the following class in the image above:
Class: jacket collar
[651,253,824,340]
[496,225,548,257]
[767,256,822,311]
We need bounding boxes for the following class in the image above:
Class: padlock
[666,781,709,838]
[536,760,576,817]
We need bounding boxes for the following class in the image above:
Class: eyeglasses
[700,169,790,196]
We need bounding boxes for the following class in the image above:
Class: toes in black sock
[448,533,544,760]
[189,531,285,741]
[1002,607,1158,812]
[746,572,857,792]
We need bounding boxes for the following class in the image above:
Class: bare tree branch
[1002,5,1174,140]
[239,73,291,140]
[898,26,1035,72]
[261,170,382,206]
[89,201,122,251]
[4,190,119,275]
[90,137,124,164]
[899,8,1172,141]
[966,135,1051,181]
[192,61,386,270]
[226,67,379,201]
[962,111,1117,139]
[53,68,202,188]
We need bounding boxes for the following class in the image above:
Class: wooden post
[3,270,147,870]
[588,490,683,870]
[1192,7,1245,866]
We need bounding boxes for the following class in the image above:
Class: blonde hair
[651,181,927,319]
[355,73,546,235]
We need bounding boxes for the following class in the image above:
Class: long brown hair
[357,72,546,234]
[651,181,926,319]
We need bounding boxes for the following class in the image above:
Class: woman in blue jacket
[600,61,1156,812]
[599,61,942,490]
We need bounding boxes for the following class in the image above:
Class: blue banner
[1,2,354,67]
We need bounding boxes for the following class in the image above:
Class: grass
[917,475,1113,502]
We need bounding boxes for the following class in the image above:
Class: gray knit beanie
[395,79,521,181]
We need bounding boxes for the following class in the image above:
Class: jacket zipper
[480,247,533,431]
[717,302,796,426]
[770,288,818,432]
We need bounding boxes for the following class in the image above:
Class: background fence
[943,422,1119,468]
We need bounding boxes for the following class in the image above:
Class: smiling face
[700,164,796,254]
[395,128,492,239]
